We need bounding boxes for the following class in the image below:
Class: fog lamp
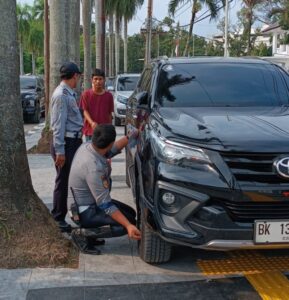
[162,192,175,206]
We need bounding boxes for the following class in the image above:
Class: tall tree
[95,0,105,70]
[241,0,265,54]
[82,0,92,89]
[267,0,289,30]
[169,0,223,56]
[16,4,31,74]
[105,0,116,77]
[49,0,68,99]
[0,0,75,268]
[27,20,44,74]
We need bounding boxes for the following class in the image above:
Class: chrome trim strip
[201,240,289,250]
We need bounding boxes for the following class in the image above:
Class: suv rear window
[20,77,36,89]
[117,76,139,91]
[156,63,289,107]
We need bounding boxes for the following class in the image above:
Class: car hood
[156,107,289,152]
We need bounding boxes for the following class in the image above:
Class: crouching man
[67,124,140,252]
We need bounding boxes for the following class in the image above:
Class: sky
[17,0,242,39]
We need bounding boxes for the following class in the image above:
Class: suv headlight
[117,95,128,104]
[151,130,211,166]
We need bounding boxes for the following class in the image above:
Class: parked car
[126,57,289,263]
[20,75,45,123]
[105,76,115,91]
[112,73,140,126]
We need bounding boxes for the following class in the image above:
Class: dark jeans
[50,137,82,221]
[80,200,136,236]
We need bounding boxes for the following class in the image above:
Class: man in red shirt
[80,69,114,141]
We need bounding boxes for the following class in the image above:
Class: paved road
[23,117,45,135]
[10,125,289,299]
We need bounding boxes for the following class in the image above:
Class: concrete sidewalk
[0,126,217,300]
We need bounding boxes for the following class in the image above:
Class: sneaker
[57,220,72,233]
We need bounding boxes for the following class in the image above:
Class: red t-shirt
[79,89,114,136]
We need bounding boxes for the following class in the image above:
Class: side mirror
[136,91,149,107]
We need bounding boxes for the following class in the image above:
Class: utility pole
[224,0,229,57]
[145,0,153,64]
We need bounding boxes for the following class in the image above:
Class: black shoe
[57,220,72,233]
[87,237,106,246]
[71,230,101,255]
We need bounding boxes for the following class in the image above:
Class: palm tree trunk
[123,17,128,73]
[32,52,36,74]
[82,0,91,90]
[68,0,80,64]
[49,0,68,100]
[95,0,105,70]
[44,0,50,120]
[19,42,24,74]
[0,0,33,209]
[183,2,197,57]
[246,8,253,54]
[109,13,114,77]
[115,15,120,75]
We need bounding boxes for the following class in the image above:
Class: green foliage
[127,34,146,73]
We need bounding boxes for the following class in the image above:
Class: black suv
[125,57,289,263]
[20,75,45,123]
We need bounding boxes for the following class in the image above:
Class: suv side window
[138,68,152,93]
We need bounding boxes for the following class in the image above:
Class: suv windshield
[20,77,36,89]
[117,76,139,91]
[156,63,289,107]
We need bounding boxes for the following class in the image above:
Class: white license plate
[254,220,289,244]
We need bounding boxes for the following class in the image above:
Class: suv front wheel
[139,209,172,263]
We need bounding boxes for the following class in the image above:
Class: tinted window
[20,77,36,89]
[117,76,140,91]
[156,63,289,107]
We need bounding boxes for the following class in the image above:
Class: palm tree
[268,0,289,29]
[241,0,265,54]
[16,4,31,74]
[95,0,105,70]
[105,0,116,76]
[49,0,68,99]
[82,0,92,89]
[169,0,222,56]
[121,0,144,73]
[32,0,44,20]
[27,20,44,74]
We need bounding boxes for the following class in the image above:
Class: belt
[65,131,83,139]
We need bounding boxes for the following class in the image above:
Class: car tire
[125,148,131,188]
[31,103,40,123]
[139,209,172,264]
[115,116,121,126]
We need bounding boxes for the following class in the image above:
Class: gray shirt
[50,82,83,155]
[68,143,120,216]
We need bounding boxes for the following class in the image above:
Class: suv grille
[220,152,289,186]
[214,199,289,222]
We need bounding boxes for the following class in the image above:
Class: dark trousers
[80,200,136,236]
[51,137,82,221]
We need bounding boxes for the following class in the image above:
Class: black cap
[60,62,81,76]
